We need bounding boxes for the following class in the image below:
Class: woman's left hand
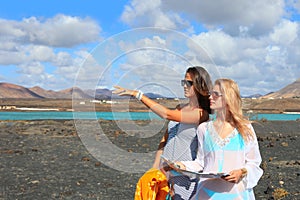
[222,169,244,183]
[174,162,186,170]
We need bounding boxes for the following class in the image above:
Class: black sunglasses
[181,80,193,87]
[209,91,223,97]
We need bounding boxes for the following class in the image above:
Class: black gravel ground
[0,120,299,200]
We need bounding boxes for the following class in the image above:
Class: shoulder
[167,120,179,130]
[196,121,211,139]
[245,123,255,133]
[245,123,258,141]
[197,121,210,132]
[247,123,254,129]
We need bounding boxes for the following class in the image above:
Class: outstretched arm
[113,85,208,124]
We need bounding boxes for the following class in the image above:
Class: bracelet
[241,168,247,178]
[135,90,143,101]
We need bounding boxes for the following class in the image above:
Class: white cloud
[1,1,300,96]
[188,0,285,36]
[53,51,74,67]
[0,45,55,65]
[269,19,298,45]
[14,62,55,89]
[0,14,102,90]
[104,21,300,96]
[122,0,286,36]
[93,32,196,97]
[18,62,45,75]
[121,0,190,29]
[186,18,300,95]
[0,14,101,47]
[27,45,55,61]
[0,50,28,65]
[190,31,239,65]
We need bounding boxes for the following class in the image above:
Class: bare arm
[113,85,208,124]
[152,129,169,168]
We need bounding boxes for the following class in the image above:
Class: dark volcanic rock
[0,120,299,199]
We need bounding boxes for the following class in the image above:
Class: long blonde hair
[215,78,254,141]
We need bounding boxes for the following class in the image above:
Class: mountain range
[262,78,300,99]
[0,82,166,99]
[0,78,299,99]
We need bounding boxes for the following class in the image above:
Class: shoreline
[0,120,299,199]
[1,98,300,114]
[0,109,298,114]
[0,114,300,122]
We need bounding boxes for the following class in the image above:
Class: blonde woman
[176,78,263,200]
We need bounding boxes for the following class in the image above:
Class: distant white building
[0,105,17,110]
[103,100,117,104]
[90,100,103,104]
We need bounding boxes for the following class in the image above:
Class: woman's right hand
[112,85,135,96]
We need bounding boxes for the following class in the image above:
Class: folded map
[160,155,229,179]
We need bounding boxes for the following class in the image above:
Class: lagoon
[0,111,161,121]
[0,111,300,121]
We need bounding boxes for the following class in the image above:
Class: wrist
[135,90,143,101]
[240,168,247,178]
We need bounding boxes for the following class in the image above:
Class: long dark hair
[186,66,212,114]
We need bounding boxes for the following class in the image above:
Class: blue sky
[1,0,300,97]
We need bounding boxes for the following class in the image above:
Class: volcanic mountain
[0,83,92,99]
[262,78,300,99]
[0,83,44,98]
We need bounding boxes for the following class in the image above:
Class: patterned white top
[182,121,263,200]
[161,121,198,199]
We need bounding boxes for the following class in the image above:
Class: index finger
[113,85,121,89]
[223,174,233,181]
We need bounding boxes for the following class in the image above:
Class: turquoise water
[0,111,162,120]
[0,111,299,121]
[247,113,300,121]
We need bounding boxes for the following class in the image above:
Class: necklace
[209,121,237,147]
[213,120,235,139]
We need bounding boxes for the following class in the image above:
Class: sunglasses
[181,80,193,87]
[209,91,223,98]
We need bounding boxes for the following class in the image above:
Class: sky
[1,0,300,97]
